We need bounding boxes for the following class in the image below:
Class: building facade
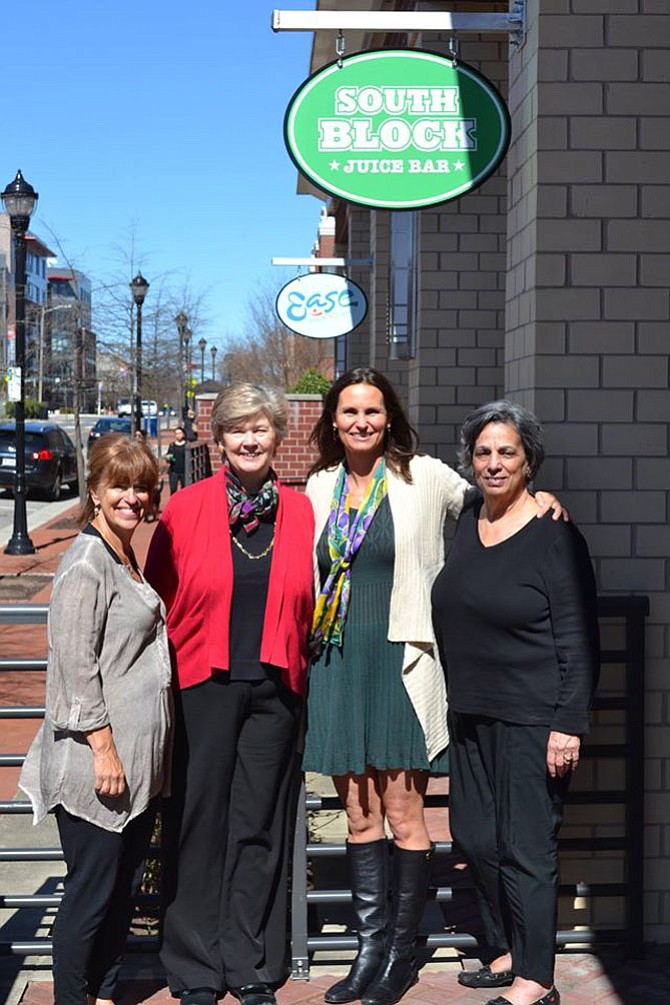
[293,0,670,944]
[46,267,96,411]
[0,217,55,405]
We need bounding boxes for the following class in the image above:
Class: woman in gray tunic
[19,434,173,1005]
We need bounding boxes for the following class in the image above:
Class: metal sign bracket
[272,1,527,50]
[272,256,373,272]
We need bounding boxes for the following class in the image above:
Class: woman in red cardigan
[145,385,314,1005]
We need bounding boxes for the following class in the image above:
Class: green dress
[303,496,449,776]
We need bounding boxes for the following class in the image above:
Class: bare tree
[142,281,210,410]
[92,239,210,412]
[33,224,96,498]
[222,284,333,390]
[37,221,211,496]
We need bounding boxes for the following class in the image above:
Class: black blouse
[431,498,599,735]
[229,519,276,681]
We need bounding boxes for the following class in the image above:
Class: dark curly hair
[458,400,545,482]
[309,367,420,483]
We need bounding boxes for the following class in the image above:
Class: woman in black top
[431,401,599,1005]
[165,425,187,494]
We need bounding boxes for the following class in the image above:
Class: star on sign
[329,160,341,171]
[453,160,465,171]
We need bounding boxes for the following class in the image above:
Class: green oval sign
[284,49,511,210]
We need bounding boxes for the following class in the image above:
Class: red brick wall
[195,393,323,489]
[317,232,335,258]
[195,396,220,473]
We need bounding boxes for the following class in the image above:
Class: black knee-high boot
[360,845,433,1005]
[325,840,390,1004]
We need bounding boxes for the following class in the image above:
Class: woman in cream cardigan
[303,368,561,1005]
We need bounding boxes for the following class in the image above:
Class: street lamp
[2,170,38,555]
[198,337,207,382]
[210,345,218,381]
[183,327,192,418]
[175,312,188,421]
[129,271,150,434]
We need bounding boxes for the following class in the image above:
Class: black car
[0,422,79,501]
[88,416,132,445]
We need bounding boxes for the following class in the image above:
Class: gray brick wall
[505,0,670,942]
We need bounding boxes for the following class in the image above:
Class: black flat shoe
[230,985,277,1005]
[458,965,514,989]
[180,989,217,1005]
[486,987,559,1005]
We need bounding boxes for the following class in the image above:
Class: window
[335,333,348,378]
[51,334,70,355]
[388,212,418,360]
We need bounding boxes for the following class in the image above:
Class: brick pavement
[14,948,670,1005]
[3,493,670,1005]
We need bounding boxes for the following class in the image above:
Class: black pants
[448,714,569,987]
[161,676,302,995]
[169,472,185,494]
[53,803,157,1005]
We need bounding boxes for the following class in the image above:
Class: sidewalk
[2,499,670,1005]
[11,947,670,1005]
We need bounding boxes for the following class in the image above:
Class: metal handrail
[185,441,212,485]
[0,604,48,625]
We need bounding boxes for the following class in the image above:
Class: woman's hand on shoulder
[534,491,569,522]
[546,730,581,777]
[85,726,126,797]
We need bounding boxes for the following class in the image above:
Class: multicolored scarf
[224,465,278,534]
[311,461,387,652]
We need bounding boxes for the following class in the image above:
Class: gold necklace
[230,530,275,560]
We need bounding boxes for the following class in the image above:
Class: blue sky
[3,1,323,354]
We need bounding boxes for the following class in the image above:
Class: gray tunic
[19,532,173,833]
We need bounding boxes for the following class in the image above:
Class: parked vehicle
[117,399,158,417]
[88,417,132,446]
[0,422,79,501]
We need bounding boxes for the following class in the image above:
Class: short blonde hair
[210,383,288,444]
[79,434,160,526]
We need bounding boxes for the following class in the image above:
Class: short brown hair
[78,434,160,526]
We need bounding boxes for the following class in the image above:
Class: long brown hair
[309,367,420,483]
[78,434,160,526]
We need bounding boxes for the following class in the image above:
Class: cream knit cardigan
[306,454,470,760]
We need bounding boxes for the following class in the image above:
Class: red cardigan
[144,471,315,695]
